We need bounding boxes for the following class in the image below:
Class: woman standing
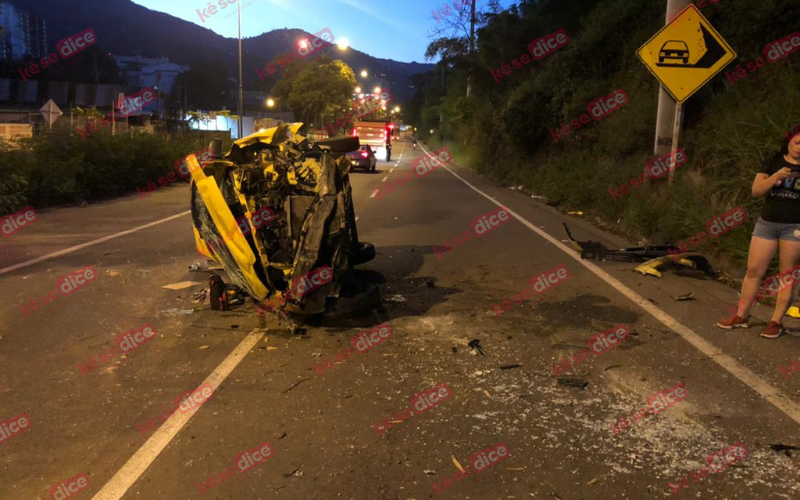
[717,133,800,338]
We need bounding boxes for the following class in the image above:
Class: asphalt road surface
[1,138,799,500]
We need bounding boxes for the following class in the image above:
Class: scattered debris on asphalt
[468,339,486,355]
[557,377,588,389]
[452,455,465,473]
[282,469,301,479]
[385,294,407,303]
[162,281,201,290]
[199,345,210,350]
[634,254,716,279]
[281,378,308,394]
[770,444,800,457]
[191,289,208,303]
[671,293,695,301]
[499,364,522,370]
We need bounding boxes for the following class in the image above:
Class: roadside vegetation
[409,0,800,267]
[0,130,217,215]
[0,56,361,217]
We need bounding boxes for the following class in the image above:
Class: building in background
[0,1,47,61]
[113,55,188,95]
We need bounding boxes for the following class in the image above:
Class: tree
[272,58,356,129]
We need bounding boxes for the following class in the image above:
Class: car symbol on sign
[658,40,690,65]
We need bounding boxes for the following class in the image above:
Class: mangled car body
[187,123,379,320]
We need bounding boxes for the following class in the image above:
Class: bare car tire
[350,242,375,265]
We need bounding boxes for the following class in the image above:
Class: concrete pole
[653,0,691,166]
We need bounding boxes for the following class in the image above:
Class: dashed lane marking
[90,329,266,500]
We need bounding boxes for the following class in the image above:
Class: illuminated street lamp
[373,86,381,94]
[361,70,368,78]
[266,98,275,108]
[337,38,350,50]
[393,106,401,113]
[355,86,361,93]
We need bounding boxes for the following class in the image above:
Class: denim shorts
[752,218,800,242]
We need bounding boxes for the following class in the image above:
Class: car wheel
[350,242,376,266]
[659,57,665,63]
[682,58,688,64]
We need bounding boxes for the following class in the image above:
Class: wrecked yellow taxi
[186,123,380,323]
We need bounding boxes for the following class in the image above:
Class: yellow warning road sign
[636,5,737,103]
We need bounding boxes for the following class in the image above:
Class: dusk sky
[130,0,512,63]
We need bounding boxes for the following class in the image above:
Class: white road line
[356,216,359,221]
[90,328,266,500]
[0,211,192,276]
[421,145,800,426]
[370,189,379,198]
[382,177,388,182]
[390,169,394,173]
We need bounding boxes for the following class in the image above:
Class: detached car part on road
[188,123,380,324]
[563,223,717,279]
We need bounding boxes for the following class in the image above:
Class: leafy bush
[0,130,222,216]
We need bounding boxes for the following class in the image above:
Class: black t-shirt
[760,154,800,224]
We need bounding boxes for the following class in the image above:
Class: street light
[361,70,368,78]
[393,106,401,113]
[266,98,275,108]
[354,86,361,94]
[373,86,381,94]
[337,38,350,51]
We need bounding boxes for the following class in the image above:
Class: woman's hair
[780,138,790,154]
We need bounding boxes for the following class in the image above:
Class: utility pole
[653,0,691,183]
[466,0,476,97]
[237,0,244,139]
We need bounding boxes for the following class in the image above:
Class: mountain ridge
[8,0,432,101]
